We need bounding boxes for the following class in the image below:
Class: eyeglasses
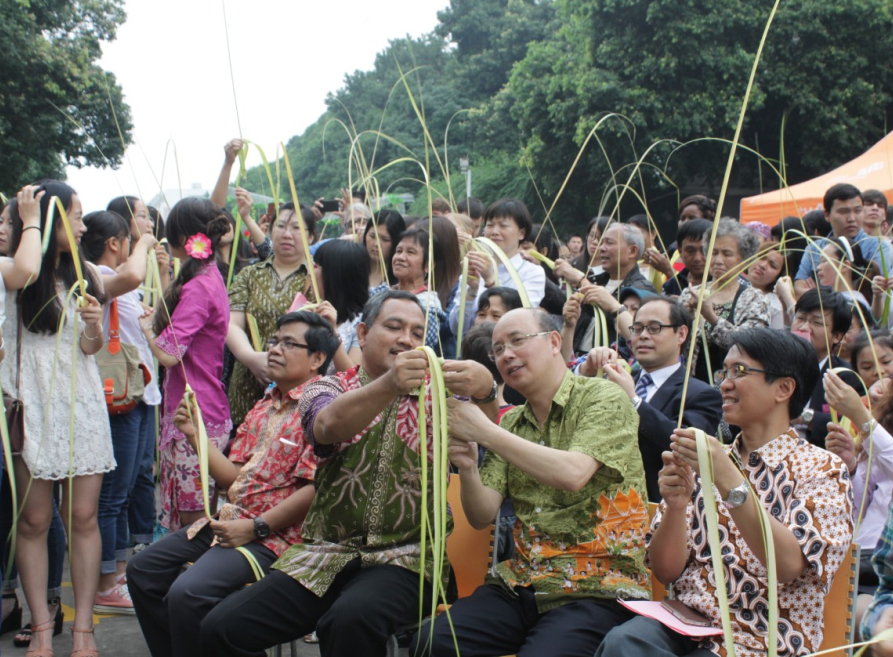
[264,338,312,353]
[630,322,676,336]
[713,364,775,383]
[489,332,551,361]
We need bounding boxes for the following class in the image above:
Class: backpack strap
[107,298,121,356]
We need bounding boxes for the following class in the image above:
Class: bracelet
[21,225,41,235]
[82,326,101,341]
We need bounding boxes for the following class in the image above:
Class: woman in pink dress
[140,198,232,531]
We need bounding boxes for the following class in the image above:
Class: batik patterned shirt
[480,371,651,612]
[186,380,317,557]
[648,429,853,656]
[272,366,450,597]
[227,258,316,425]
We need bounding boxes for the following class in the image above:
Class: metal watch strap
[471,381,498,405]
[723,480,750,509]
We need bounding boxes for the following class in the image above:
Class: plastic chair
[647,502,669,601]
[819,542,860,657]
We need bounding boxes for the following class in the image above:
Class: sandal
[15,599,64,648]
[70,626,97,657]
[25,618,56,656]
[0,592,22,635]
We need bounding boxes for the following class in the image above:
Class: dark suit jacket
[806,355,864,448]
[636,367,723,502]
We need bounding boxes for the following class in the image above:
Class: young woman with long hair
[4,181,111,657]
[81,210,160,614]
[139,198,232,533]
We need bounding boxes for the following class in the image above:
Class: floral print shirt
[648,429,853,656]
[678,278,770,378]
[227,258,316,425]
[272,367,450,597]
[480,371,651,612]
[186,380,317,557]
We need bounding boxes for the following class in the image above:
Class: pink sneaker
[94,583,135,615]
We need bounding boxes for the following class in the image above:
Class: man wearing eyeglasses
[412,308,650,657]
[127,311,340,657]
[200,290,498,657]
[791,288,864,447]
[578,297,722,502]
[596,328,853,657]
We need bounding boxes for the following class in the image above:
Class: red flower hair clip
[184,233,212,260]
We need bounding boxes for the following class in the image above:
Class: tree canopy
[0,0,132,194]
[244,0,893,232]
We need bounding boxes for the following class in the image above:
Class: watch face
[726,486,748,508]
[254,518,271,538]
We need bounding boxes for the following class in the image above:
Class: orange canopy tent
[740,131,893,225]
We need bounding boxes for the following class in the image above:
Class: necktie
[635,372,653,400]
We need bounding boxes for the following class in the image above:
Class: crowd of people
[2,136,893,657]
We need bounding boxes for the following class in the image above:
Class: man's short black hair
[823,183,862,214]
[676,218,712,246]
[276,311,340,375]
[863,189,888,210]
[478,287,523,314]
[794,288,853,338]
[362,290,425,328]
[729,329,820,420]
[461,321,501,384]
[457,197,484,220]
[626,214,653,233]
[803,209,832,237]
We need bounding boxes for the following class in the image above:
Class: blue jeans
[0,474,66,599]
[99,403,151,574]
[128,405,157,545]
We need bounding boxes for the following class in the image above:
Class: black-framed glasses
[488,332,551,361]
[630,322,677,336]
[265,338,312,353]
[713,364,775,383]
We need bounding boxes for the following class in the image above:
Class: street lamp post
[459,155,471,200]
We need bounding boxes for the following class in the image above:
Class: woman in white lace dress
[1,181,112,657]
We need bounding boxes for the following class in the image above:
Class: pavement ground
[0,554,412,656]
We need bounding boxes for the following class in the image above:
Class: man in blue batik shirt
[794,183,893,298]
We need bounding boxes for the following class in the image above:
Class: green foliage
[0,0,133,193]
[508,0,893,226]
[246,0,893,235]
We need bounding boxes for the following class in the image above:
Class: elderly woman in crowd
[679,218,770,382]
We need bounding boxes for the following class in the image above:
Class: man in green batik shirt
[200,290,499,657]
[412,308,650,657]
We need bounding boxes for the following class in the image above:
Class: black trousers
[126,524,277,657]
[200,559,430,657]
[594,615,718,657]
[410,583,634,657]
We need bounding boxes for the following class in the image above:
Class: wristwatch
[723,480,750,509]
[860,419,874,437]
[801,408,814,424]
[631,395,643,410]
[253,516,271,539]
[471,381,498,405]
